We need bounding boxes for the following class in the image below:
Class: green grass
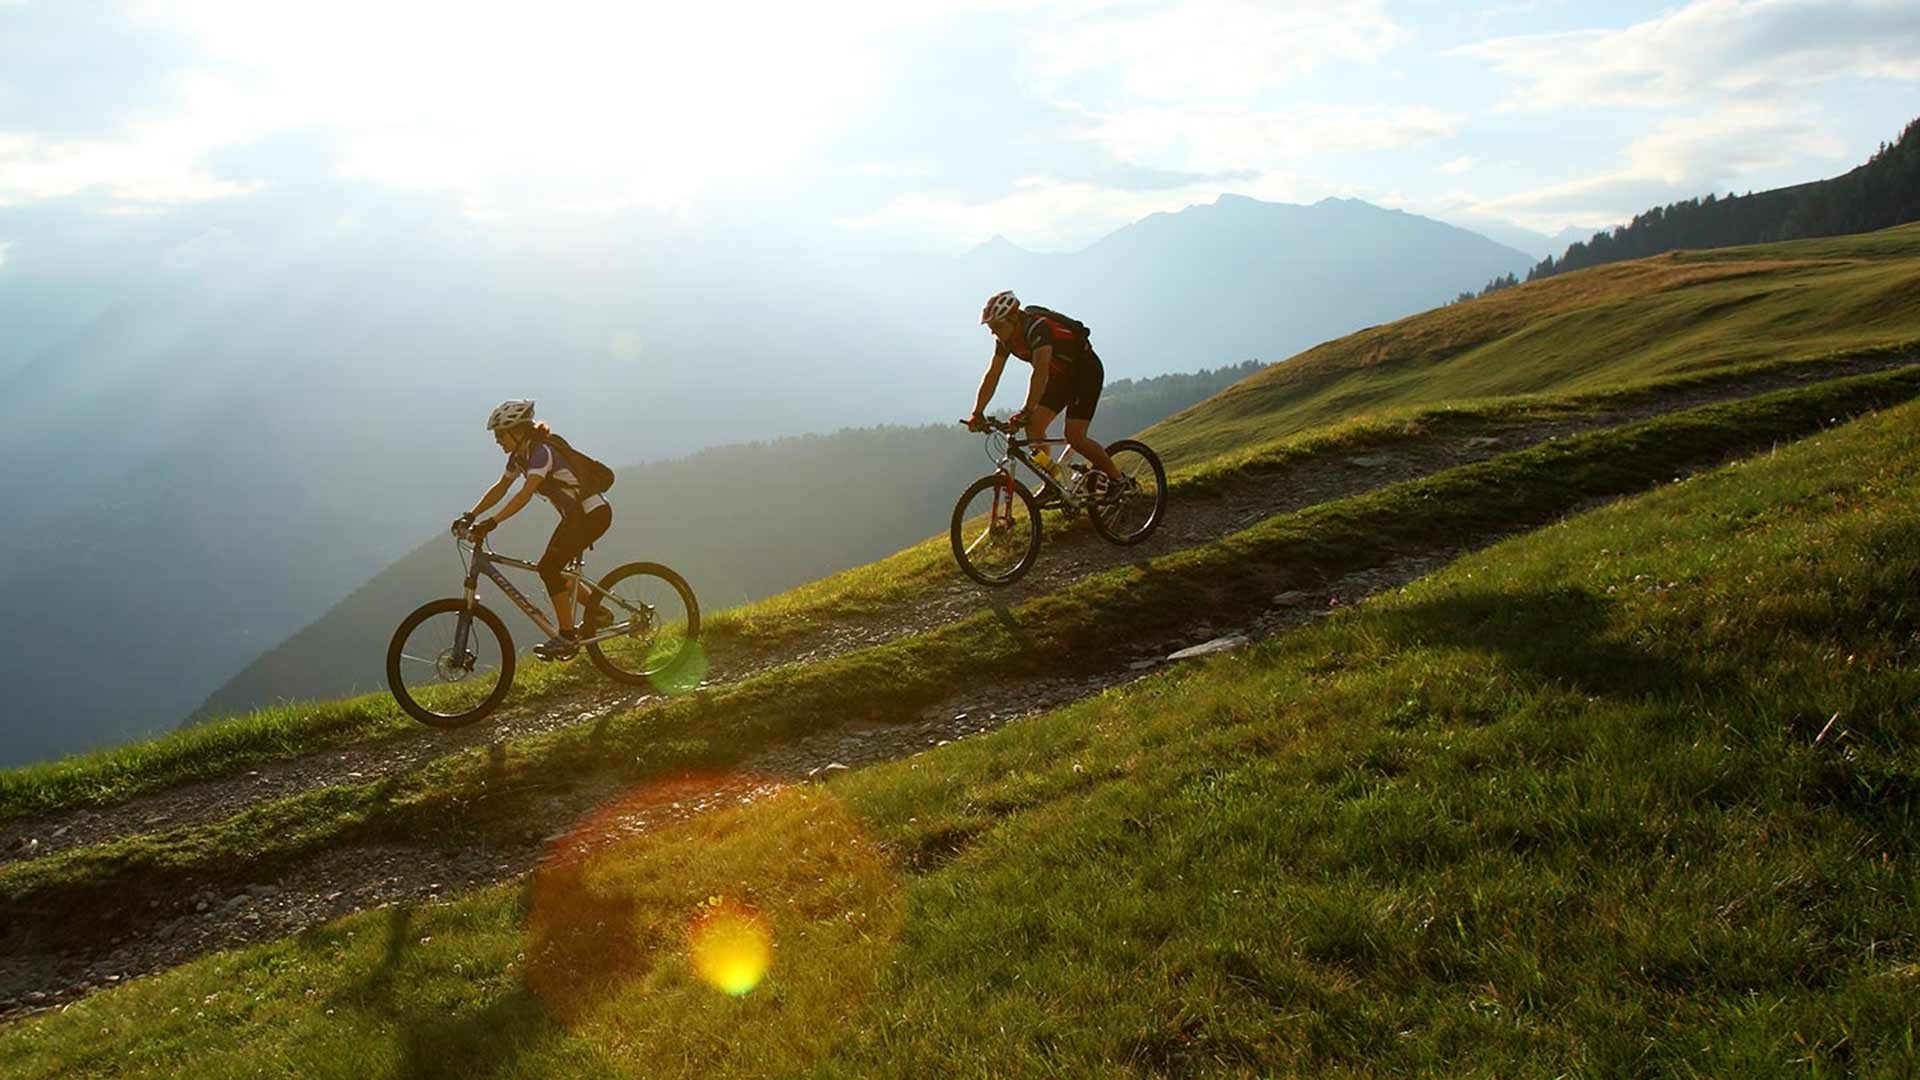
[1144,221,1920,465]
[7,366,1918,943]
[9,367,1919,1077]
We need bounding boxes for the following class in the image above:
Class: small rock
[246,884,280,898]
[1465,436,1502,448]
[1128,659,1159,671]
[1272,590,1312,606]
[195,900,209,913]
[1345,454,1392,468]
[1168,635,1251,661]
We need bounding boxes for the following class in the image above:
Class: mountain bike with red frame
[949,415,1166,586]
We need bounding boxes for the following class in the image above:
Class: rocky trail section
[1,354,1915,1023]
[5,354,1910,871]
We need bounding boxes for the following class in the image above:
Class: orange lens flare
[688,895,772,996]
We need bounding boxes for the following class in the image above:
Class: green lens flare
[649,638,708,696]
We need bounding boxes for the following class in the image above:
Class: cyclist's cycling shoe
[534,633,580,661]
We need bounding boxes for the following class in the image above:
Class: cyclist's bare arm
[466,474,514,519]
[486,473,544,527]
[973,347,1009,418]
[1022,345,1054,422]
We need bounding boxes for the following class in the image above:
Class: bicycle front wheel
[386,598,515,728]
[585,562,700,685]
[951,473,1042,586]
[1087,439,1167,546]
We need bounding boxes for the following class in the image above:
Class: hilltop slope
[1146,221,1920,464]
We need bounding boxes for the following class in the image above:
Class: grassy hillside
[7,377,1916,1076]
[1147,221,1920,464]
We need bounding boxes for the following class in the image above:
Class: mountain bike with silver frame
[385,523,699,727]
[949,414,1167,586]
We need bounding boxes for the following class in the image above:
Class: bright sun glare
[688,894,772,996]
[145,0,883,212]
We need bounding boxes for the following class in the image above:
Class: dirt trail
[1,354,1913,1022]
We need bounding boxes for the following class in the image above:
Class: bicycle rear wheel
[585,562,700,685]
[951,473,1042,585]
[386,598,515,728]
[1087,439,1167,545]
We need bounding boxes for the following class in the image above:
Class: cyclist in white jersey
[454,399,612,660]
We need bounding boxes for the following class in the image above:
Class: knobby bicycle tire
[386,598,516,728]
[585,562,701,685]
[951,473,1043,586]
[1087,439,1167,546]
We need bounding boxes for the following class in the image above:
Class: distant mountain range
[0,192,1534,765]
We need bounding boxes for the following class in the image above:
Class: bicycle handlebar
[961,415,1021,435]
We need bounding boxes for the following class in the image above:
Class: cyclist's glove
[469,517,496,540]
[964,414,988,432]
[452,512,475,536]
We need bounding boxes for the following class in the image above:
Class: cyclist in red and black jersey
[966,290,1123,492]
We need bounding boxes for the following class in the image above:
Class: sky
[0,0,1916,257]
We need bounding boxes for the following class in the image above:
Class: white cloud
[0,74,266,208]
[1458,0,1920,111]
[6,0,988,216]
[1476,105,1848,229]
[1440,156,1477,175]
[1081,103,1463,176]
[1040,0,1407,101]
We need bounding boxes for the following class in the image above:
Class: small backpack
[1025,304,1092,344]
[536,430,616,495]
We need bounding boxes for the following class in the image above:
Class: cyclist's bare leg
[1024,406,1053,446]
[1064,418,1121,478]
[551,589,576,635]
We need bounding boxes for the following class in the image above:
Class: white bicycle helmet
[486,398,535,431]
[980,289,1020,324]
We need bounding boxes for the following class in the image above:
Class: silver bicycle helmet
[980,289,1020,324]
[486,398,535,431]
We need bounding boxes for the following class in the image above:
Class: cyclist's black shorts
[1037,350,1104,422]
[538,503,612,596]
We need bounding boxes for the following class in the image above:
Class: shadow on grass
[325,857,656,1079]
[1371,584,1717,701]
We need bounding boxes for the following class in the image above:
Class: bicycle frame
[453,542,651,653]
[994,430,1086,508]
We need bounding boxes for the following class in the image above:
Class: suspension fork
[453,557,483,657]
[994,470,1017,528]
